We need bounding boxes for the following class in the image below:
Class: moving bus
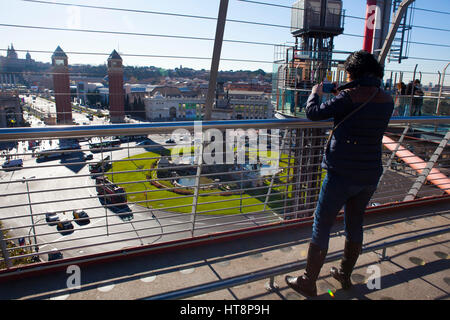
[89,161,112,178]
[36,149,65,161]
[95,176,127,204]
[89,139,121,153]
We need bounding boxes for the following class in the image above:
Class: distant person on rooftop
[411,79,424,116]
[285,50,394,297]
[394,82,407,116]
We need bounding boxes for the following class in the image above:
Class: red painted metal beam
[363,0,378,53]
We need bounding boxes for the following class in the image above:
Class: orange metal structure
[382,135,450,195]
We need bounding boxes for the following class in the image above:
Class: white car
[83,153,94,161]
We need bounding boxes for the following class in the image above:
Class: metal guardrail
[272,89,450,118]
[0,117,449,270]
[143,226,450,300]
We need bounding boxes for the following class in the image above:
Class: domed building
[0,44,36,87]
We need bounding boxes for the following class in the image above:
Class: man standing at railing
[410,79,424,116]
[285,50,394,297]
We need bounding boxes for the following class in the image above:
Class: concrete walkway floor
[0,200,449,301]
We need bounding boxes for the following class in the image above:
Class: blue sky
[0,0,449,85]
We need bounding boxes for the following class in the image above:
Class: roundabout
[105,147,293,216]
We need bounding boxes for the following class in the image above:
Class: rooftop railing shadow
[1,200,448,300]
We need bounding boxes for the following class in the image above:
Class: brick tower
[51,46,72,125]
[107,50,125,123]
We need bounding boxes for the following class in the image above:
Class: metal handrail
[0,117,449,141]
[143,226,450,300]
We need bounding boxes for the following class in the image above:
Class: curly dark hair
[344,50,384,80]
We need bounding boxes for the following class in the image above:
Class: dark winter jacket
[306,77,394,185]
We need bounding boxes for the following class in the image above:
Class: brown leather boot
[330,239,363,289]
[285,242,328,297]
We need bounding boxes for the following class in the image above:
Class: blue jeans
[311,172,378,250]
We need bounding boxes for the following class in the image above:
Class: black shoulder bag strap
[325,88,380,151]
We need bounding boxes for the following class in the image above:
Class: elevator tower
[273,0,345,117]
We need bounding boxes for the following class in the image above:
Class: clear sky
[0,0,449,85]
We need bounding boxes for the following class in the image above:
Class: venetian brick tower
[51,46,72,125]
[107,50,125,123]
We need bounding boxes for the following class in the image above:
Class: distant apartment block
[144,92,273,121]
[226,82,272,93]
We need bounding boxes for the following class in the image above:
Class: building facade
[0,44,36,88]
[0,93,24,128]
[144,94,273,121]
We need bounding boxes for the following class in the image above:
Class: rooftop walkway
[1,200,449,301]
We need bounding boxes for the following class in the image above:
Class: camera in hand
[323,82,336,94]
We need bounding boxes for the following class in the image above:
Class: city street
[22,95,109,125]
[0,111,279,262]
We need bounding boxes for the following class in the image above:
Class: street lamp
[240,168,243,214]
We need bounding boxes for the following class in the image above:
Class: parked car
[72,210,90,226]
[83,152,94,161]
[137,139,153,145]
[165,138,176,144]
[45,212,60,226]
[2,159,23,171]
[48,249,63,261]
[370,202,381,207]
[57,219,74,236]
[115,136,132,143]
[132,135,147,141]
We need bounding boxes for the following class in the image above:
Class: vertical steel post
[110,149,114,183]
[264,129,286,214]
[379,125,410,182]
[0,228,12,269]
[239,170,243,214]
[190,126,204,237]
[436,62,450,116]
[404,130,450,201]
[283,129,294,218]
[389,71,393,91]
[292,129,304,218]
[204,0,229,121]
[435,71,442,128]
[409,64,418,116]
[25,177,38,253]
[264,275,279,292]
[393,72,398,95]
[380,247,388,260]
[100,137,109,236]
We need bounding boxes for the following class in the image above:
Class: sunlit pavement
[0,200,448,300]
